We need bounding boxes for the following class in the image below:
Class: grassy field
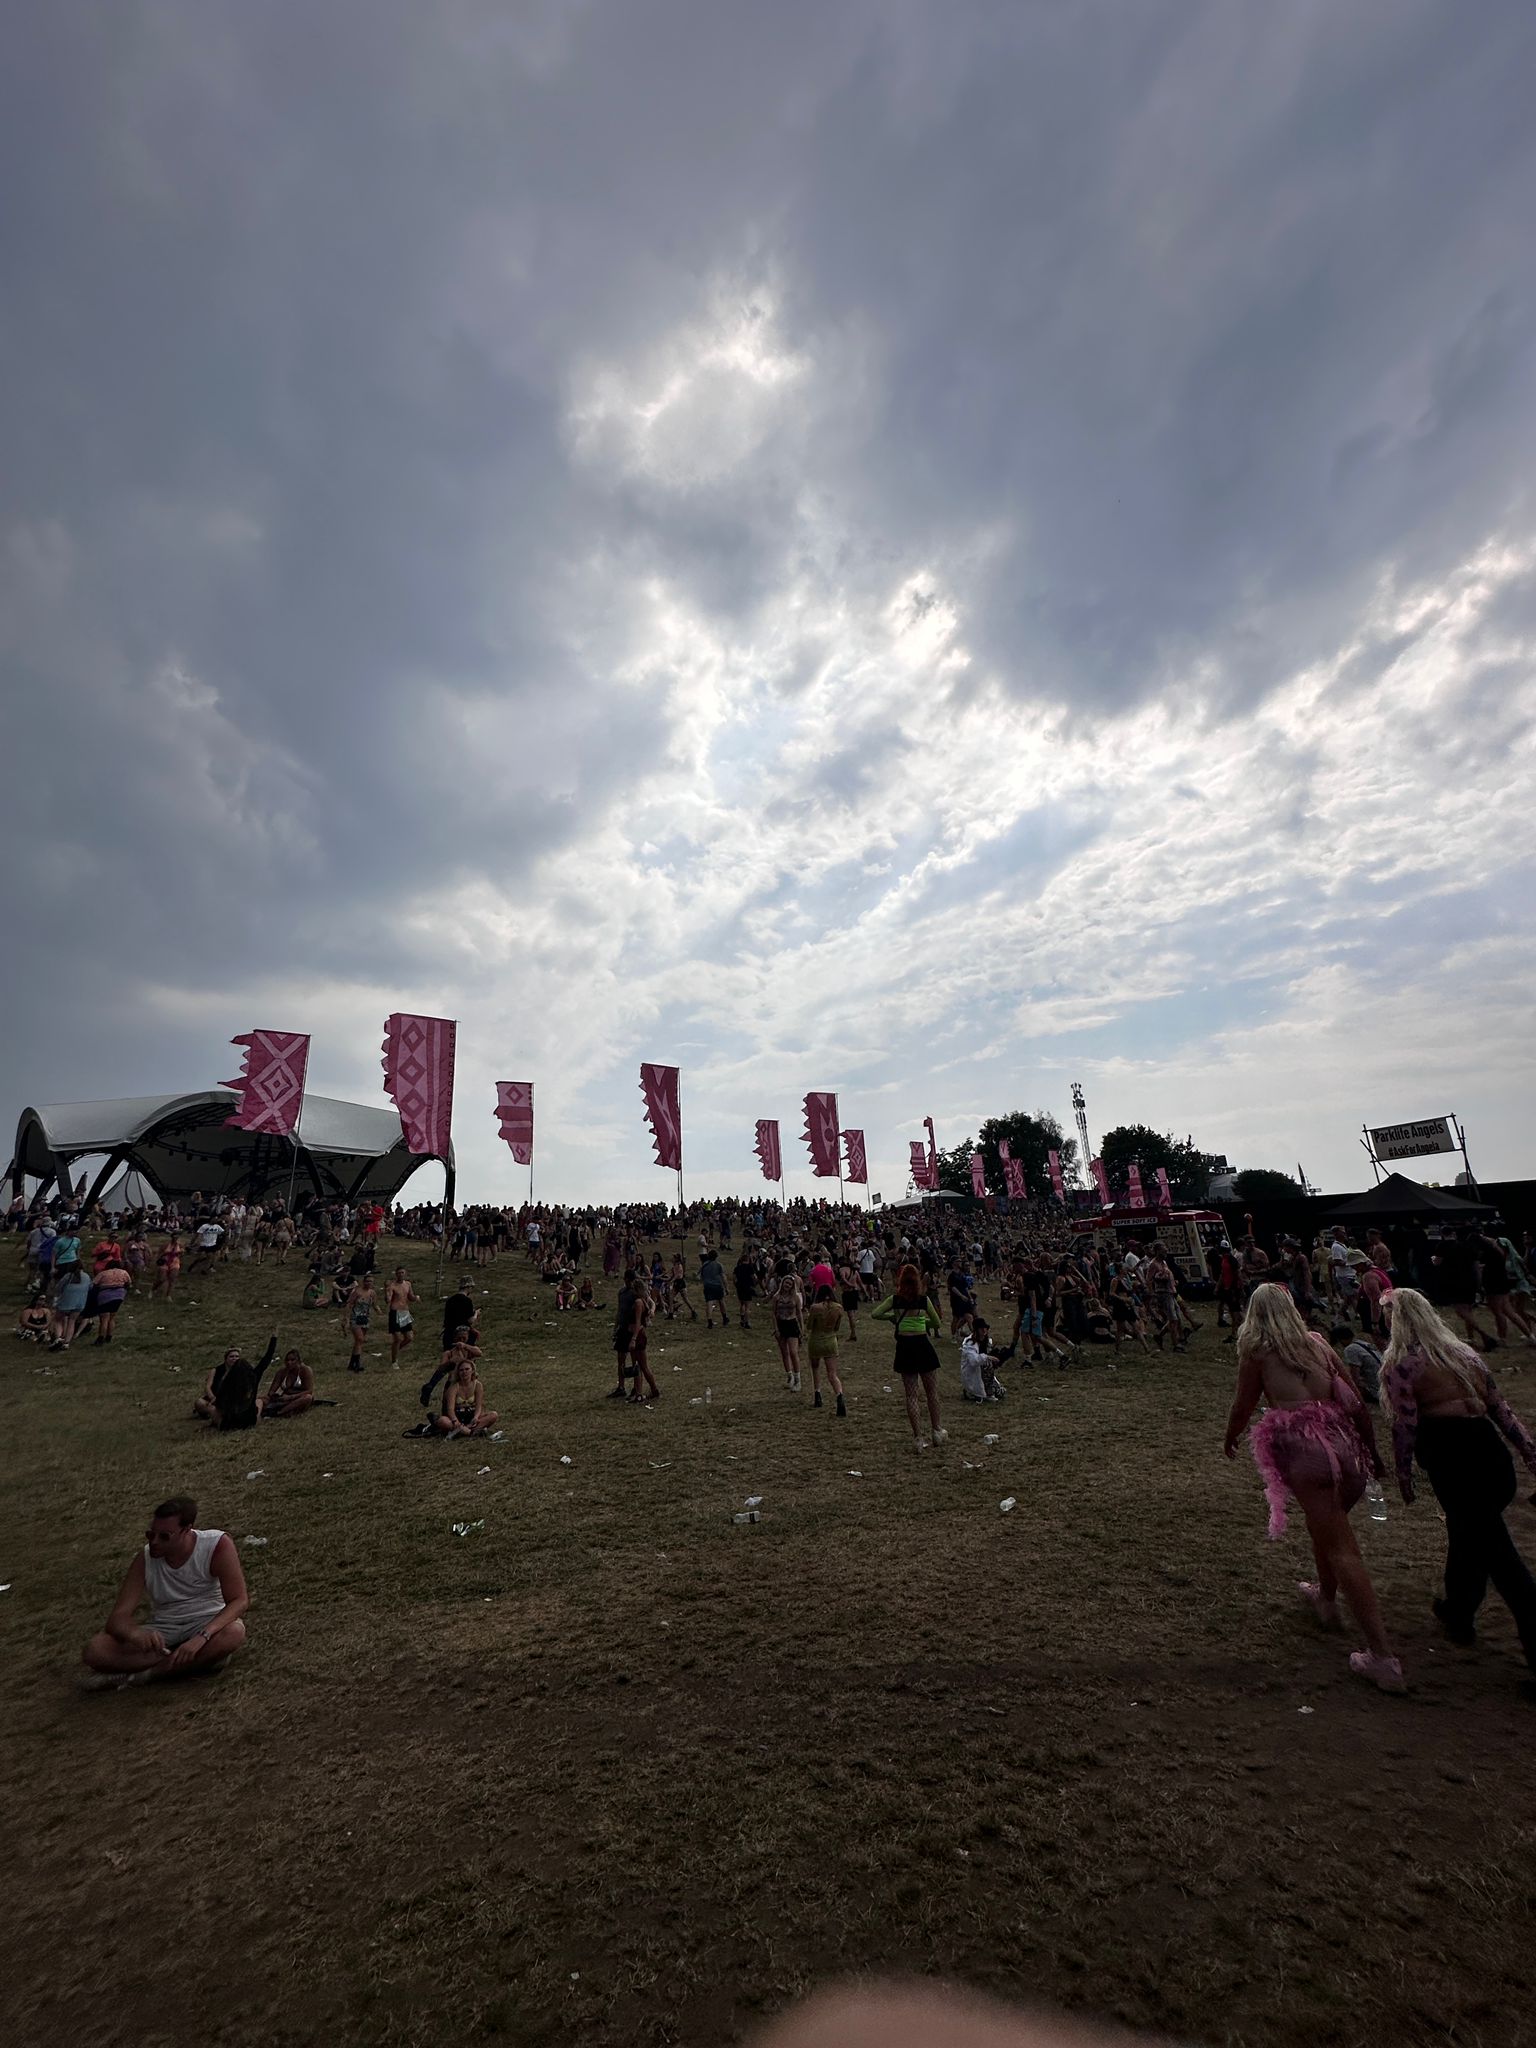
[4,1238,1536,2048]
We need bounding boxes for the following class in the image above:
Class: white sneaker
[792,1372,801,1391]
[931,1427,948,1445]
[911,1438,928,1453]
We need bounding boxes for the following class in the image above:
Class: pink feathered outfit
[1249,1356,1380,1539]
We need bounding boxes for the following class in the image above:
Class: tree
[931,1112,1079,1198]
[1232,1168,1304,1201]
[1098,1125,1215,1205]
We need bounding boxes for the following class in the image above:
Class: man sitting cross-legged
[82,1496,250,1687]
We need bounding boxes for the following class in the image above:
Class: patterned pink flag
[1092,1156,1112,1205]
[1004,1158,1027,1200]
[969,1151,987,1198]
[382,1014,456,1157]
[640,1063,682,1171]
[494,1082,534,1165]
[1127,1163,1147,1210]
[224,1030,309,1137]
[754,1118,782,1182]
[843,1128,868,1184]
[802,1092,841,1177]
[910,1140,934,1189]
[1155,1165,1173,1207]
[1048,1149,1066,1200]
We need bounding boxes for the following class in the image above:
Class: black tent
[1328,1173,1495,1224]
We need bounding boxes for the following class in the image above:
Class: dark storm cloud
[2,0,1533,1175]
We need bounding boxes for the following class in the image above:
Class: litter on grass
[999,1498,1017,1514]
[451,1520,485,1538]
[560,1455,573,1466]
[245,1470,265,1481]
[243,1536,269,1548]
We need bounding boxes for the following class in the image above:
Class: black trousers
[1416,1416,1536,1670]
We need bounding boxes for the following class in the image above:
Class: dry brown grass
[4,1240,1536,2047]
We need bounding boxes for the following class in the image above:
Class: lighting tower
[1071,1081,1092,1176]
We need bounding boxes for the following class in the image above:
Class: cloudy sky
[5,0,1535,1205]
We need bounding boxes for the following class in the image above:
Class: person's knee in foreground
[82,1495,250,1687]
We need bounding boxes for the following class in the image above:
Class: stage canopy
[8,1090,449,1211]
[1328,1172,1495,1223]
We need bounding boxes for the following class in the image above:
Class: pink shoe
[1298,1581,1342,1631]
[1349,1649,1406,1693]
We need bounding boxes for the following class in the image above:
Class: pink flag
[1155,1165,1173,1207]
[640,1064,682,1171]
[754,1118,782,1182]
[844,1128,868,1184]
[923,1115,938,1188]
[802,1091,841,1177]
[1128,1163,1147,1210]
[910,1140,934,1189]
[969,1151,986,1198]
[382,1014,456,1157]
[224,1030,309,1137]
[1092,1156,1111,1205]
[1048,1149,1065,1200]
[1004,1158,1026,1201]
[494,1082,534,1165]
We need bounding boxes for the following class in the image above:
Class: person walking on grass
[699,1249,729,1328]
[1223,1283,1402,1691]
[769,1260,805,1390]
[873,1263,947,1453]
[1381,1288,1536,1698]
[343,1271,375,1372]
[805,1285,848,1416]
[387,1267,418,1363]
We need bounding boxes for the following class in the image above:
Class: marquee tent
[7,1090,450,1212]
[1327,1173,1495,1223]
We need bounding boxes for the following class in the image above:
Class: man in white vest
[82,1496,250,1686]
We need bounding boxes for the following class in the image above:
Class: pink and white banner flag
[1004,1158,1027,1201]
[969,1151,987,1198]
[1127,1162,1147,1209]
[382,1014,457,1157]
[494,1082,534,1165]
[910,1140,935,1189]
[1155,1165,1173,1207]
[754,1118,782,1182]
[843,1128,868,1184]
[224,1030,309,1137]
[1048,1149,1066,1200]
[802,1092,841,1177]
[1092,1156,1112,1205]
[640,1063,682,1172]
[923,1115,939,1188]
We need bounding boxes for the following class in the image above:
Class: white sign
[1369,1117,1455,1162]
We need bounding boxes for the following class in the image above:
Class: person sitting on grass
[960,1318,1008,1402]
[555,1274,575,1310]
[192,1337,276,1429]
[82,1495,250,1688]
[576,1277,595,1311]
[16,1294,52,1343]
[421,1328,482,1411]
[436,1354,499,1438]
[262,1348,315,1419]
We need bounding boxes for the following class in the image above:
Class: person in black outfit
[439,1275,480,1353]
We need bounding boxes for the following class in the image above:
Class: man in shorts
[387,1266,419,1363]
[82,1495,249,1686]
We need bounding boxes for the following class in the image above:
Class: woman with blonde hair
[1381,1288,1536,1686]
[1223,1282,1402,1690]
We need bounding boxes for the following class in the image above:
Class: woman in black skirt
[1383,1287,1536,1694]
[872,1263,948,1453]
